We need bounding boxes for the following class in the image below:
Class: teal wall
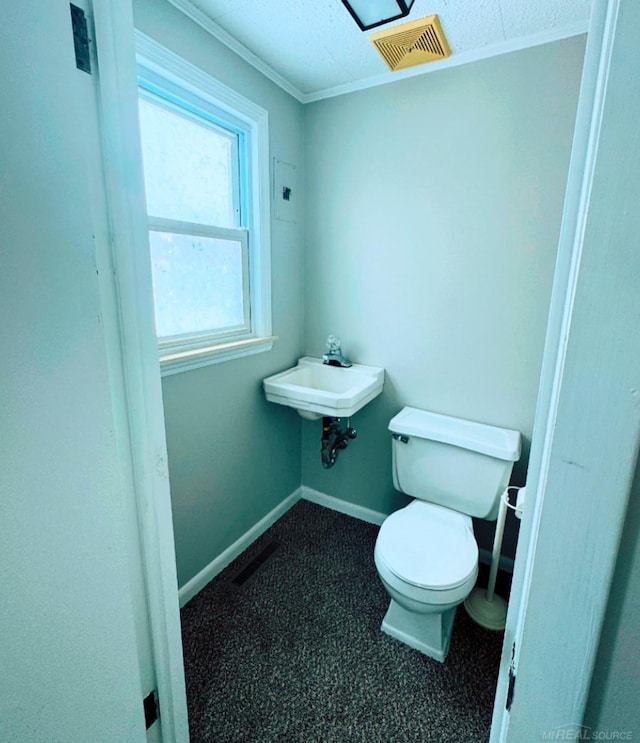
[134,0,585,584]
[302,37,586,558]
[134,0,304,586]
[7,0,640,737]
[136,8,640,735]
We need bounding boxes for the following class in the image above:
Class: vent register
[369,15,451,72]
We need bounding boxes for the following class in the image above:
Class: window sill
[160,335,278,377]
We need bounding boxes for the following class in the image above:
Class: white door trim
[492,0,640,738]
[92,2,189,741]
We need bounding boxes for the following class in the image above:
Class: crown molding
[166,0,306,102]
[304,22,589,103]
[165,1,588,105]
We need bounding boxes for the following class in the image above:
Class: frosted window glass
[149,231,245,338]
[139,98,237,227]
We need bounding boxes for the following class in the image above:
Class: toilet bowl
[375,407,521,662]
[375,500,479,611]
[375,500,479,660]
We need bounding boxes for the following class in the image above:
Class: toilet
[374,406,521,662]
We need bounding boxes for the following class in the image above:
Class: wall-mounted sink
[263,356,385,420]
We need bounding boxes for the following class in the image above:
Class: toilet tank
[389,407,521,520]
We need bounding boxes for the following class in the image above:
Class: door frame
[92,2,189,740]
[492,0,640,738]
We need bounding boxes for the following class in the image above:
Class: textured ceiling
[170,0,591,100]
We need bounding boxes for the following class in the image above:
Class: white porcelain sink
[263,356,385,420]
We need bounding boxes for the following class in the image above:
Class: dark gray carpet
[180,500,504,742]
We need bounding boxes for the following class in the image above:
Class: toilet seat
[376,500,478,591]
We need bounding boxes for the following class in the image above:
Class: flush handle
[392,433,409,443]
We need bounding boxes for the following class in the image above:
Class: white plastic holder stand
[464,486,524,630]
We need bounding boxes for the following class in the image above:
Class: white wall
[134,0,305,586]
[302,37,586,555]
[586,459,640,733]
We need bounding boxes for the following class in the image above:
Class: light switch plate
[273,158,297,223]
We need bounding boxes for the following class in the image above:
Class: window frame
[135,32,275,376]
[148,219,251,346]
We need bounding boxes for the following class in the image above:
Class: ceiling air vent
[369,15,451,72]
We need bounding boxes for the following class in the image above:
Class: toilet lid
[377,502,478,590]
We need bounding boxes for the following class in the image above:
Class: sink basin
[263,356,385,420]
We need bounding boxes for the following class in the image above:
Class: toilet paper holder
[464,484,526,630]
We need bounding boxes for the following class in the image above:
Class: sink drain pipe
[321,417,357,469]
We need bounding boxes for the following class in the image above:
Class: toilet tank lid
[389,407,521,462]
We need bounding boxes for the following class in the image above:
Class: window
[136,34,273,374]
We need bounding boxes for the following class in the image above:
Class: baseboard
[300,486,387,526]
[177,486,385,606]
[178,488,302,607]
[178,487,514,607]
[303,487,514,573]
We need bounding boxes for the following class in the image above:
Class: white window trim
[135,31,275,376]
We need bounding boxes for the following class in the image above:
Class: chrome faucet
[322,335,352,368]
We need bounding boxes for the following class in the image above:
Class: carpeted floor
[180,500,505,743]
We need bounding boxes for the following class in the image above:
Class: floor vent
[232,542,280,587]
[369,15,451,72]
